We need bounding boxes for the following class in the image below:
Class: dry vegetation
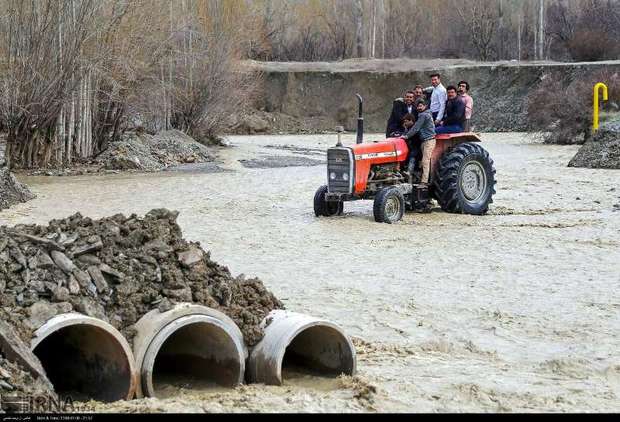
[0,0,260,170]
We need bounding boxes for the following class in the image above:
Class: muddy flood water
[1,133,619,412]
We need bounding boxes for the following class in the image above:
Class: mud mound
[0,209,283,347]
[96,130,215,171]
[568,129,620,169]
[0,167,35,210]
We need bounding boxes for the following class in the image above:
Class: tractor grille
[327,147,353,193]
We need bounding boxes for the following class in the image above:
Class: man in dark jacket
[403,99,436,185]
[435,86,466,134]
[386,90,416,137]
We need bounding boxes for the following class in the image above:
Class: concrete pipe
[31,313,137,402]
[133,304,247,398]
[248,310,356,385]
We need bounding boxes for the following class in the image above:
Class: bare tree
[454,0,499,61]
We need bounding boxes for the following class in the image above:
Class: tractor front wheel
[434,143,496,215]
[373,186,405,224]
[314,185,343,217]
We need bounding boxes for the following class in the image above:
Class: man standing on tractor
[403,99,436,186]
[436,86,466,134]
[458,81,473,131]
[386,90,416,137]
[424,73,447,125]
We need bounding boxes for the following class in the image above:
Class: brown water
[2,133,620,413]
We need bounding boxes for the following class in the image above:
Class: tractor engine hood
[351,137,409,163]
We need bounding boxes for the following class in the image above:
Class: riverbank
[241,59,620,134]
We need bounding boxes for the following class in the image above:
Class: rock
[28,251,55,270]
[0,380,14,390]
[28,301,72,329]
[51,286,70,302]
[162,287,193,301]
[67,275,80,295]
[73,269,97,297]
[0,366,10,379]
[72,240,103,256]
[0,319,50,381]
[157,298,174,313]
[99,263,124,280]
[50,251,76,274]
[70,297,107,321]
[77,254,101,266]
[9,246,27,268]
[145,239,173,253]
[87,266,109,293]
[177,246,204,268]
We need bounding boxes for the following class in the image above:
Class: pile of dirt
[568,129,620,169]
[0,209,283,347]
[95,130,216,171]
[0,166,35,211]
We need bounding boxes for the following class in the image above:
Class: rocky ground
[569,128,620,169]
[0,209,282,347]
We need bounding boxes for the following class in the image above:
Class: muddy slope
[248,59,620,133]
[569,128,620,169]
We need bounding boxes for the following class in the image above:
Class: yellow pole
[593,82,608,132]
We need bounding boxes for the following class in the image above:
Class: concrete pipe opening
[282,325,355,381]
[31,314,137,402]
[248,311,357,386]
[141,314,245,398]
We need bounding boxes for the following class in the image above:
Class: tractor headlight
[330,172,336,180]
[342,173,349,181]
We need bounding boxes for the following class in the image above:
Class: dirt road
[1,133,619,412]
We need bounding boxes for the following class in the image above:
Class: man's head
[446,85,458,100]
[415,98,427,112]
[414,85,424,98]
[430,73,441,87]
[458,80,470,94]
[404,90,415,105]
[402,113,415,128]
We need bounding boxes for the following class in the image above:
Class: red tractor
[314,95,496,223]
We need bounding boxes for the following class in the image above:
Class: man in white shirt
[425,73,447,126]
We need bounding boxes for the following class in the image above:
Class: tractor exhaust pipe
[356,94,364,144]
[31,313,137,402]
[132,304,247,398]
[247,310,356,385]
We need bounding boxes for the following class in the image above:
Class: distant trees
[245,0,619,62]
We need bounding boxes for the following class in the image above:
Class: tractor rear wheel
[314,185,343,217]
[373,186,405,224]
[434,143,496,215]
